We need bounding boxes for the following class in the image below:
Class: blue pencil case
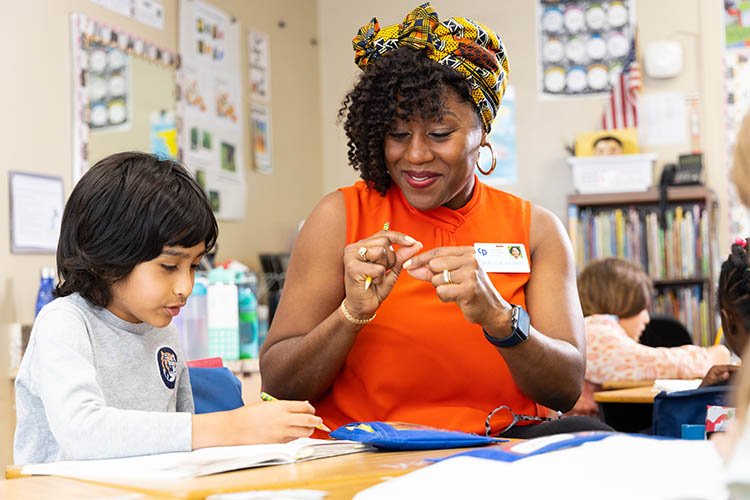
[329,421,505,451]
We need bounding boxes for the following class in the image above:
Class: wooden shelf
[652,278,709,287]
[567,186,714,206]
[567,184,719,345]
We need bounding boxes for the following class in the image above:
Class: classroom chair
[639,315,693,348]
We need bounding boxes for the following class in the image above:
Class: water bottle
[257,304,270,350]
[207,268,239,361]
[237,272,259,359]
[34,267,56,318]
[181,277,209,361]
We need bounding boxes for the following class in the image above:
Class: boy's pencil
[260,392,332,432]
[364,222,390,291]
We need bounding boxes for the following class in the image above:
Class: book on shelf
[20,438,372,481]
[568,203,709,280]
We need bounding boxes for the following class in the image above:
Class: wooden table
[6,445,506,499]
[601,380,654,390]
[594,385,657,404]
[0,476,160,499]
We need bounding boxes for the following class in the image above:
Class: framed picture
[9,172,64,253]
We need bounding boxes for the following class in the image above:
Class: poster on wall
[248,29,271,102]
[537,0,636,98]
[479,86,517,186]
[85,42,130,130]
[9,172,64,254]
[89,0,165,30]
[725,47,750,238]
[179,0,246,220]
[251,104,272,174]
[726,1,750,47]
[150,111,178,159]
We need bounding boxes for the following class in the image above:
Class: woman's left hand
[403,246,511,328]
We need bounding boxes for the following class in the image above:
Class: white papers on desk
[653,379,702,393]
[355,435,727,500]
[22,438,370,481]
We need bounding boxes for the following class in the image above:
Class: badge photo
[474,243,531,273]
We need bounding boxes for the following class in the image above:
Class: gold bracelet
[340,299,376,325]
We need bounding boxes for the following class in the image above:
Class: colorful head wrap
[353,3,509,131]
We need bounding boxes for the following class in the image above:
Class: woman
[570,258,730,417]
[260,4,605,438]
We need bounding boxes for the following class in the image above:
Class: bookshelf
[567,186,718,346]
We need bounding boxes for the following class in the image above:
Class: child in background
[700,238,750,387]
[568,257,730,417]
[14,152,324,464]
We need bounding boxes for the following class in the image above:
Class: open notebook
[21,438,372,481]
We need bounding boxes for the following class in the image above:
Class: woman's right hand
[342,230,422,319]
[192,400,324,448]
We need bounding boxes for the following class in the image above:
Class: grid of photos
[85,42,130,129]
[538,0,634,97]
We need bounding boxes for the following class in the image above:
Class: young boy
[14,152,323,464]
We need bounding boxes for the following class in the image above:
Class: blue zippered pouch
[329,421,505,450]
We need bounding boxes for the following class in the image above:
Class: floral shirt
[584,314,713,383]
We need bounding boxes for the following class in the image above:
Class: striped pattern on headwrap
[353,3,509,131]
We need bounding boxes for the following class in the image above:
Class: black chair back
[639,315,693,347]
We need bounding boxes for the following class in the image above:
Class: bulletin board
[725,47,750,238]
[178,0,246,220]
[537,0,636,98]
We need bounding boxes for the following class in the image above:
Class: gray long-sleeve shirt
[14,293,194,464]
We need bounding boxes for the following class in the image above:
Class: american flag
[602,38,641,130]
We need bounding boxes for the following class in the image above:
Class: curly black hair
[718,237,750,332]
[338,47,479,195]
[56,151,218,307]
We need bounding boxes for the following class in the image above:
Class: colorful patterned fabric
[352,2,509,131]
[584,314,714,384]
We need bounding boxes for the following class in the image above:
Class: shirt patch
[157,346,178,389]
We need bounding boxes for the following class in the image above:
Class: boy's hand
[192,400,324,448]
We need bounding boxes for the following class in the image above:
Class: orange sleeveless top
[315,178,539,435]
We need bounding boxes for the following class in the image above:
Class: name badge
[474,243,530,273]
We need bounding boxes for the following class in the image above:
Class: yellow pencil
[260,392,331,432]
[364,222,390,291]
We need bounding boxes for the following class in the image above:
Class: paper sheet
[639,92,689,146]
[355,435,727,500]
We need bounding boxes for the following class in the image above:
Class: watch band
[483,304,530,348]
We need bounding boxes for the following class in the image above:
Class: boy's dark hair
[577,258,654,318]
[56,152,218,307]
[338,47,478,196]
[718,238,750,331]
[592,135,624,149]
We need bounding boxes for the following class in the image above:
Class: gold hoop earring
[476,142,497,176]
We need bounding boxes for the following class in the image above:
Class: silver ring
[443,269,452,284]
[358,246,368,262]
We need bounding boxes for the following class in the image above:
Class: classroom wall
[0,0,732,470]
[0,0,321,469]
[317,0,729,246]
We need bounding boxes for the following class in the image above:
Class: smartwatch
[483,305,530,348]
